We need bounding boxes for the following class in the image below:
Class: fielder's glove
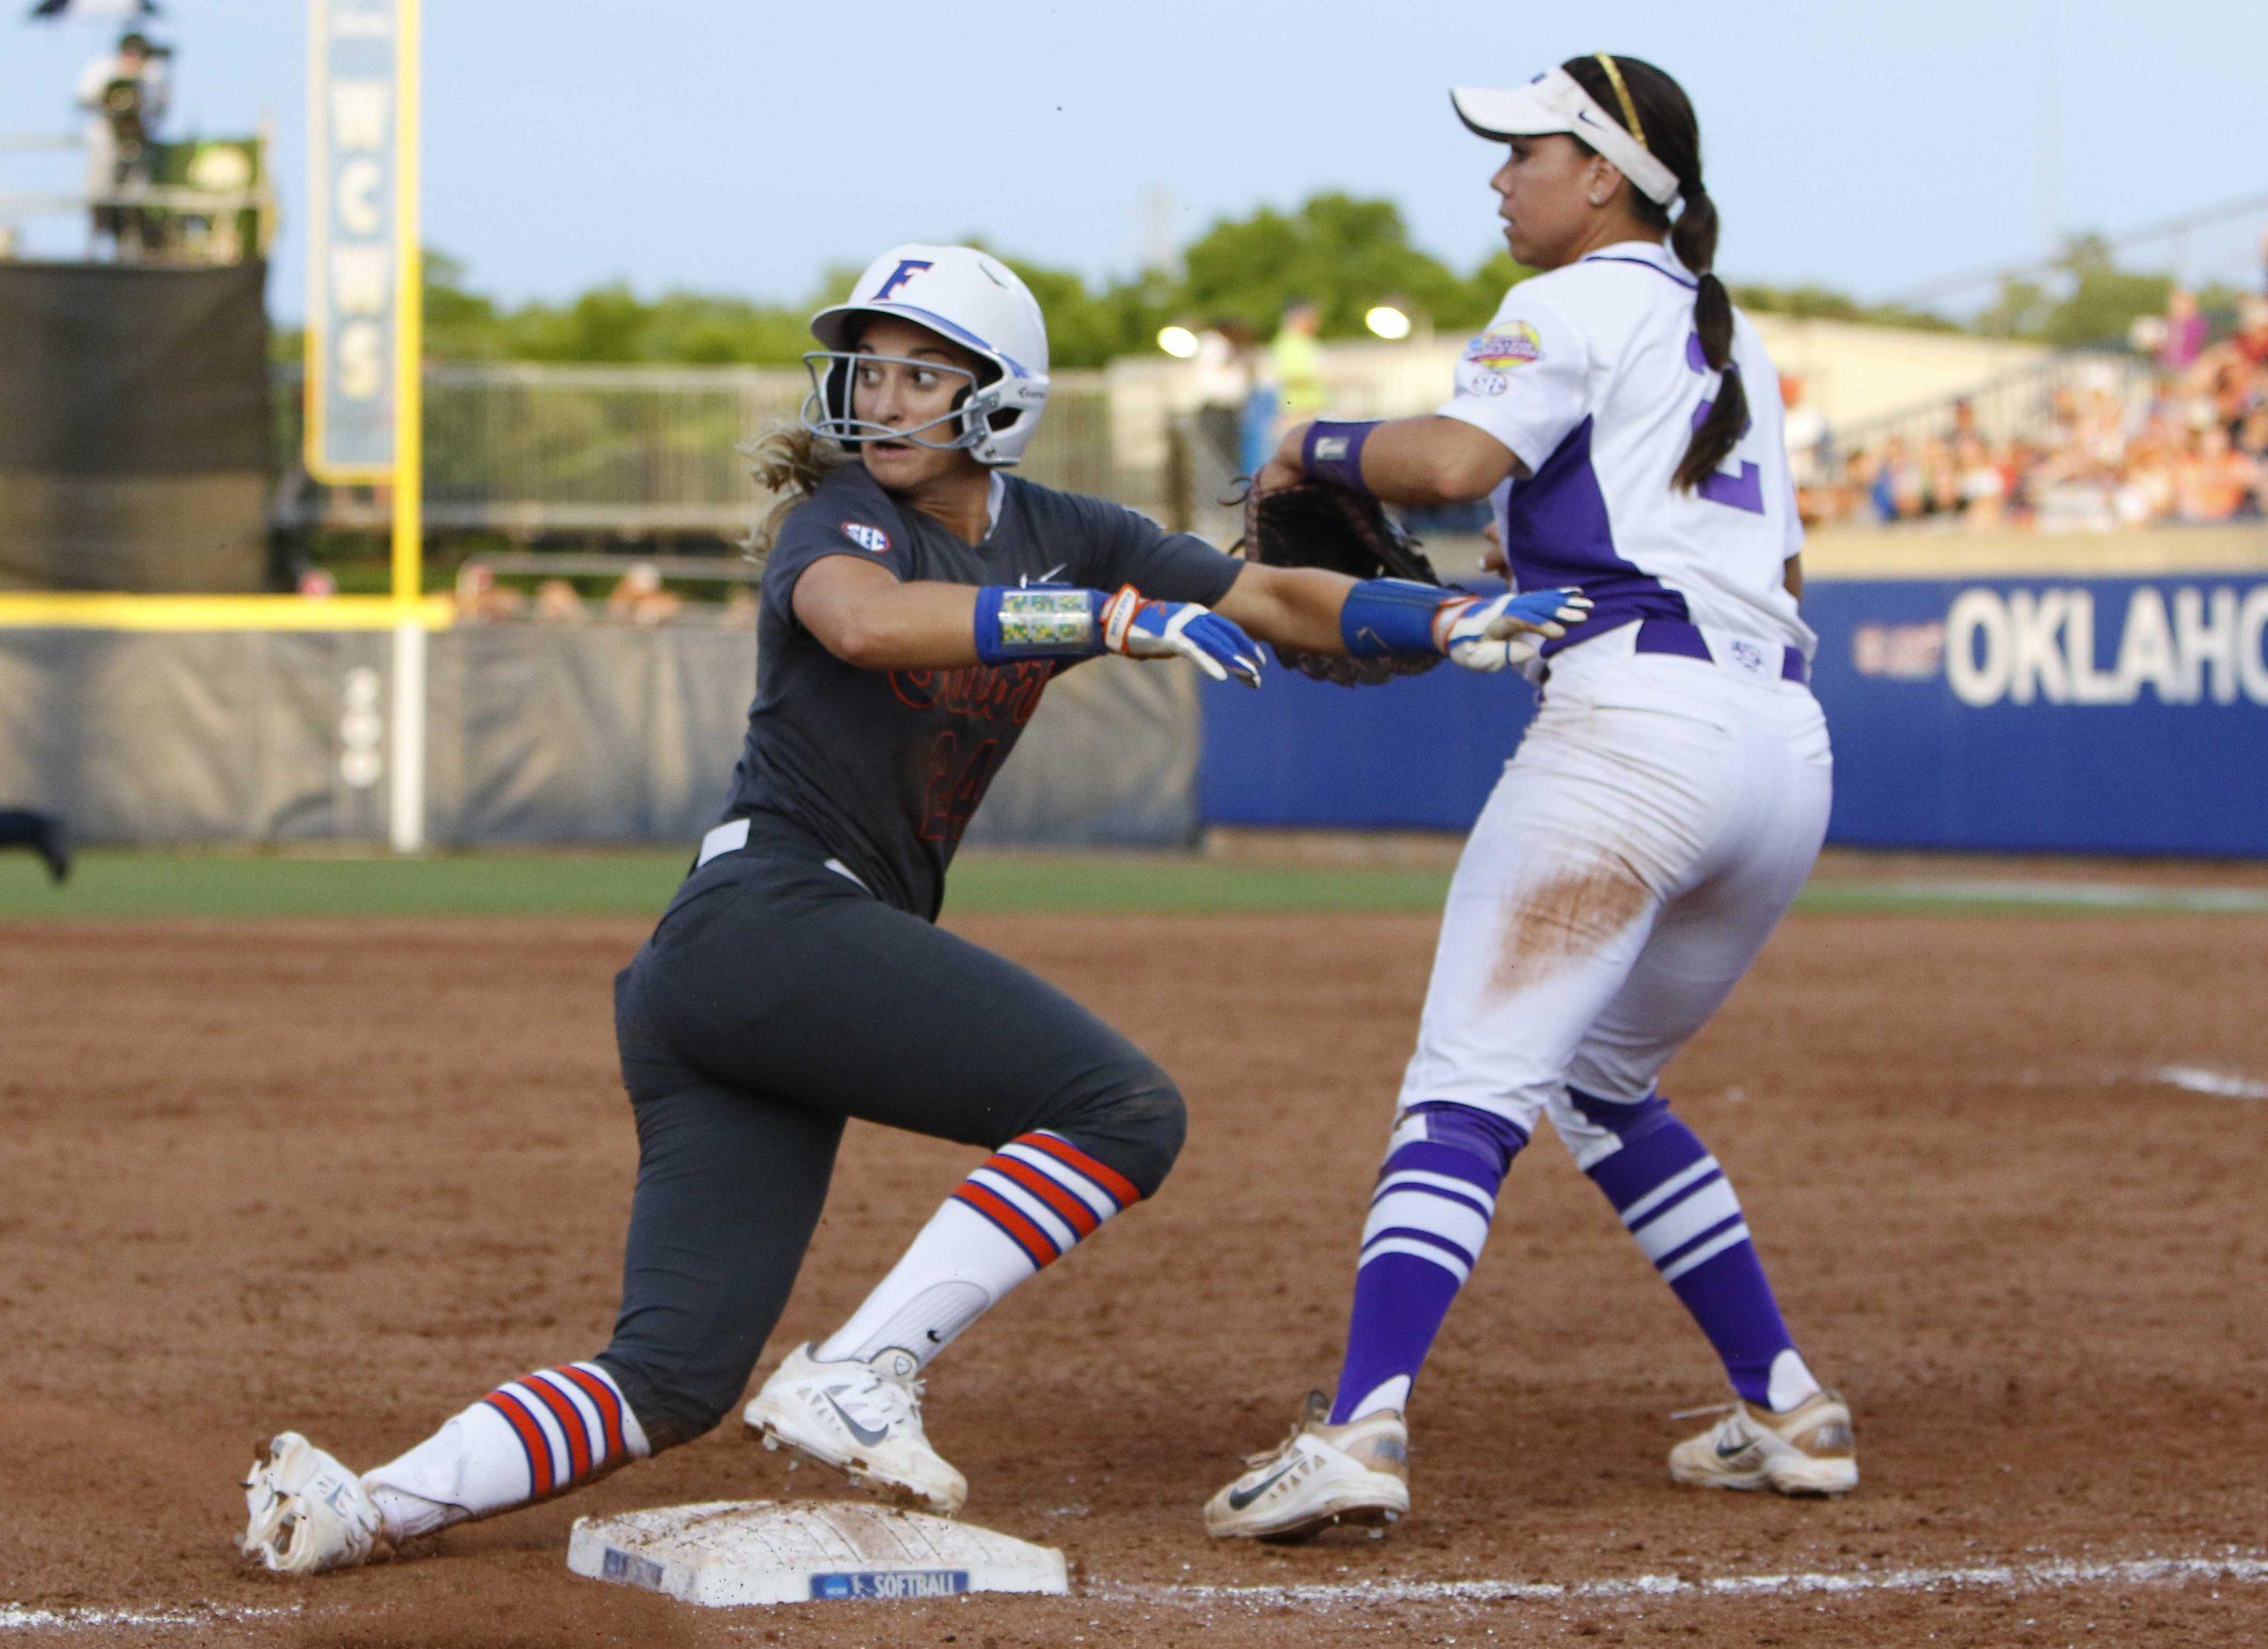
[1238,479,1448,686]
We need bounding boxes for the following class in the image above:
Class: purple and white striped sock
[1328,1102,1527,1425]
[1570,1088,1821,1412]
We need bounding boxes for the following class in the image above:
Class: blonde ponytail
[743,425,851,562]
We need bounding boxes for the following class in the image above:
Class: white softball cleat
[1668,1389,1859,1496]
[1204,1392,1410,1543]
[241,1432,388,1575]
[743,1343,967,1515]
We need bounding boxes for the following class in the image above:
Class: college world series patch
[1464,322,1544,371]
[842,522,892,555]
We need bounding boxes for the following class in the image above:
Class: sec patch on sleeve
[842,522,893,555]
[1464,322,1543,371]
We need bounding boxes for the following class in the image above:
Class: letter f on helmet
[873,259,935,301]
[801,244,1052,467]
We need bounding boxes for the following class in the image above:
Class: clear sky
[4,0,2264,323]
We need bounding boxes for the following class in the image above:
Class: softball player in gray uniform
[240,245,1587,1574]
[1208,56,1857,1544]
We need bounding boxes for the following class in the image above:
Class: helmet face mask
[796,244,1052,467]
[799,348,990,453]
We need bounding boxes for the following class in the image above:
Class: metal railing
[2,129,277,264]
[272,362,1127,539]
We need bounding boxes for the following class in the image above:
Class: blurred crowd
[451,563,757,626]
[1801,292,2268,533]
[297,563,757,626]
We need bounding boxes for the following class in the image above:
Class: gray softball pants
[594,836,1184,1448]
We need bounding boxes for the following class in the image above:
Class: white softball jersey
[1440,239,1814,661]
[1395,239,1832,1156]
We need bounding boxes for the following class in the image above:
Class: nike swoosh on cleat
[821,1391,891,1448]
[1226,1458,1302,1512]
[1715,1432,1759,1461]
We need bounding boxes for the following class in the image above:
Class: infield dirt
[3,904,2264,1645]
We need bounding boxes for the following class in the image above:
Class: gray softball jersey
[724,462,1240,920]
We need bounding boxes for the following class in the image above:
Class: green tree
[970,246,1154,369]
[1178,192,1492,337]
[1729,281,1960,334]
[2037,234,2171,349]
[423,252,821,366]
[423,249,505,360]
[1968,235,2179,348]
[1975,275,2053,340]
[412,198,2033,371]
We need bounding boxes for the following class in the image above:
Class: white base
[566,1499,1068,1607]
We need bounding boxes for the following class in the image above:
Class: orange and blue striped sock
[478,1363,645,1501]
[818,1131,1142,1369]
[362,1361,651,1542]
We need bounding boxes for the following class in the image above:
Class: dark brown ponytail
[1671,188,1747,493]
[1561,55,1745,494]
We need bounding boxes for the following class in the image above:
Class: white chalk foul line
[11,1552,2262,1628]
[0,1604,299,1635]
[2153,1065,2268,1101]
[1829,879,2268,914]
[1094,1552,2268,1612]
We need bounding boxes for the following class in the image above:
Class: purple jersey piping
[1578,253,1699,292]
[1498,415,1689,656]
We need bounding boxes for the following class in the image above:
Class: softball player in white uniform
[1208,54,1856,1543]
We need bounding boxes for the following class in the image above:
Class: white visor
[1451,67,1682,208]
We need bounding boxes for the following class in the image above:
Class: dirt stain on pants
[1487,853,1653,998]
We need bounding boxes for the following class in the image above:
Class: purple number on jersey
[1684,333,1765,515]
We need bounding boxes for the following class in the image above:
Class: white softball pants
[1396,628,1833,1166]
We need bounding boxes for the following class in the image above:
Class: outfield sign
[1806,575,2268,855]
[306,0,400,481]
[1200,571,2268,855]
[1938,584,2268,708]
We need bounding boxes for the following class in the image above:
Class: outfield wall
[0,626,1200,850]
[1803,546,2268,856]
[5,531,2265,856]
[1202,530,2268,858]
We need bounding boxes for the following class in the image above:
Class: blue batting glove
[1437,587,1594,673]
[1099,585,1265,688]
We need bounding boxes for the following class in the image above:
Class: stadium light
[1365,304,1413,341]
[1156,324,1200,359]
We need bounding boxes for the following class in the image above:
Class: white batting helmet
[800,244,1052,467]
